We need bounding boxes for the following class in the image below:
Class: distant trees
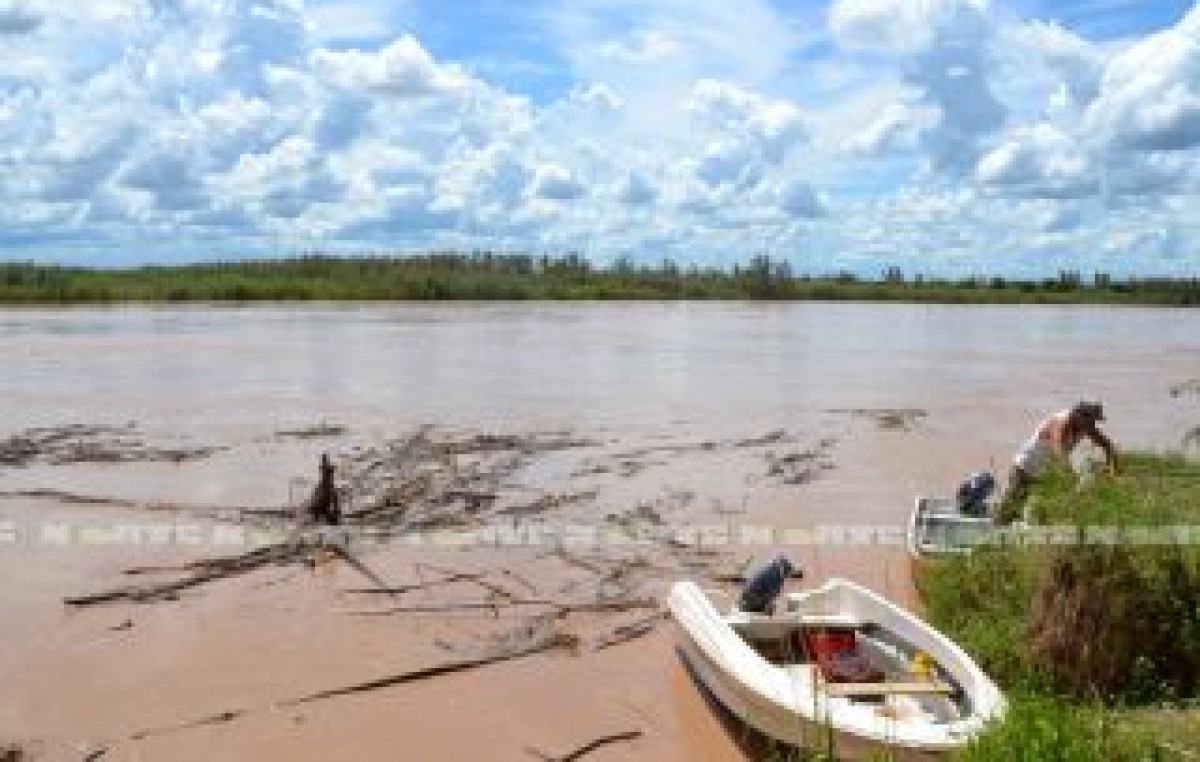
[0,255,1195,305]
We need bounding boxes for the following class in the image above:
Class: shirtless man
[997,401,1118,523]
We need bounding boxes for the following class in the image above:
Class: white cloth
[1013,409,1069,473]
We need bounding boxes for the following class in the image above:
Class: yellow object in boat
[911,650,934,680]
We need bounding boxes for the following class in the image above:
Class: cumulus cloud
[1001,20,1102,106]
[829,0,1005,174]
[679,79,810,203]
[844,102,936,155]
[120,149,209,212]
[975,123,1097,198]
[1085,9,1200,151]
[0,0,1196,274]
[689,80,807,159]
[312,35,469,97]
[616,171,658,205]
[776,179,826,218]
[530,164,587,201]
[829,0,990,54]
[0,0,41,34]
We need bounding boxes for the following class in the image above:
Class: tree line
[0,253,1196,305]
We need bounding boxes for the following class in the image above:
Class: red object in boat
[801,628,886,684]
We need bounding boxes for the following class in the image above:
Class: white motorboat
[668,578,1004,760]
[907,496,999,558]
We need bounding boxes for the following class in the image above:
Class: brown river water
[0,302,1197,760]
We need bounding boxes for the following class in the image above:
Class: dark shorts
[997,465,1033,524]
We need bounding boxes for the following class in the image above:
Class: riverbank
[2,255,1198,305]
[917,454,1200,760]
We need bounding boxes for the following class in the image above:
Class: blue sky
[1,0,1199,275]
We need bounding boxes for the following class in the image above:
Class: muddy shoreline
[1,419,867,761]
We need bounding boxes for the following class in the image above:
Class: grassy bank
[917,454,1200,760]
[1,255,1199,305]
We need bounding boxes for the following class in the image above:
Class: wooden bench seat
[821,680,956,697]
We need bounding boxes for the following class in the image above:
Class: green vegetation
[1,254,1198,304]
[917,455,1200,760]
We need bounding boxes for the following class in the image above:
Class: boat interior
[728,610,970,723]
[915,497,997,553]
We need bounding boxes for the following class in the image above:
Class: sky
[1,0,1199,276]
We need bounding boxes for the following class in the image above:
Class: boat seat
[793,612,866,628]
[783,664,818,683]
[727,610,784,623]
[821,680,956,697]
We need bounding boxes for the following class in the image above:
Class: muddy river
[0,302,1196,760]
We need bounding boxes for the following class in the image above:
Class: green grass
[1,254,1199,304]
[917,453,1200,760]
[956,692,1174,762]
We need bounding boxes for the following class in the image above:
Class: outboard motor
[955,470,996,517]
[739,555,803,615]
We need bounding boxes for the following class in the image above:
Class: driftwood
[528,730,643,761]
[417,563,518,601]
[347,597,658,618]
[346,602,513,617]
[340,572,493,596]
[590,612,665,651]
[342,564,523,601]
[130,624,573,741]
[709,573,745,584]
[325,543,398,598]
[59,427,696,610]
[65,543,304,606]
[279,633,573,708]
[0,488,137,507]
[131,709,246,741]
[67,537,402,607]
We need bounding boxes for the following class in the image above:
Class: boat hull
[908,496,997,558]
[668,579,1004,760]
[675,623,953,761]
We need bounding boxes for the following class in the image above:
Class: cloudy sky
[1,0,1199,275]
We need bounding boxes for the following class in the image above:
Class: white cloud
[596,29,682,64]
[975,123,1097,198]
[616,171,658,205]
[844,102,936,155]
[829,0,990,55]
[312,35,469,97]
[305,1,398,43]
[0,0,41,34]
[828,0,1004,174]
[530,164,587,201]
[1085,14,1200,151]
[0,0,1196,274]
[776,178,826,217]
[689,79,807,159]
[553,0,797,85]
[120,148,208,212]
[1001,20,1103,106]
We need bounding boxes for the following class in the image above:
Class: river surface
[2,301,1196,438]
[1,302,1197,761]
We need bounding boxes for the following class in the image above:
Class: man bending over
[998,401,1117,523]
